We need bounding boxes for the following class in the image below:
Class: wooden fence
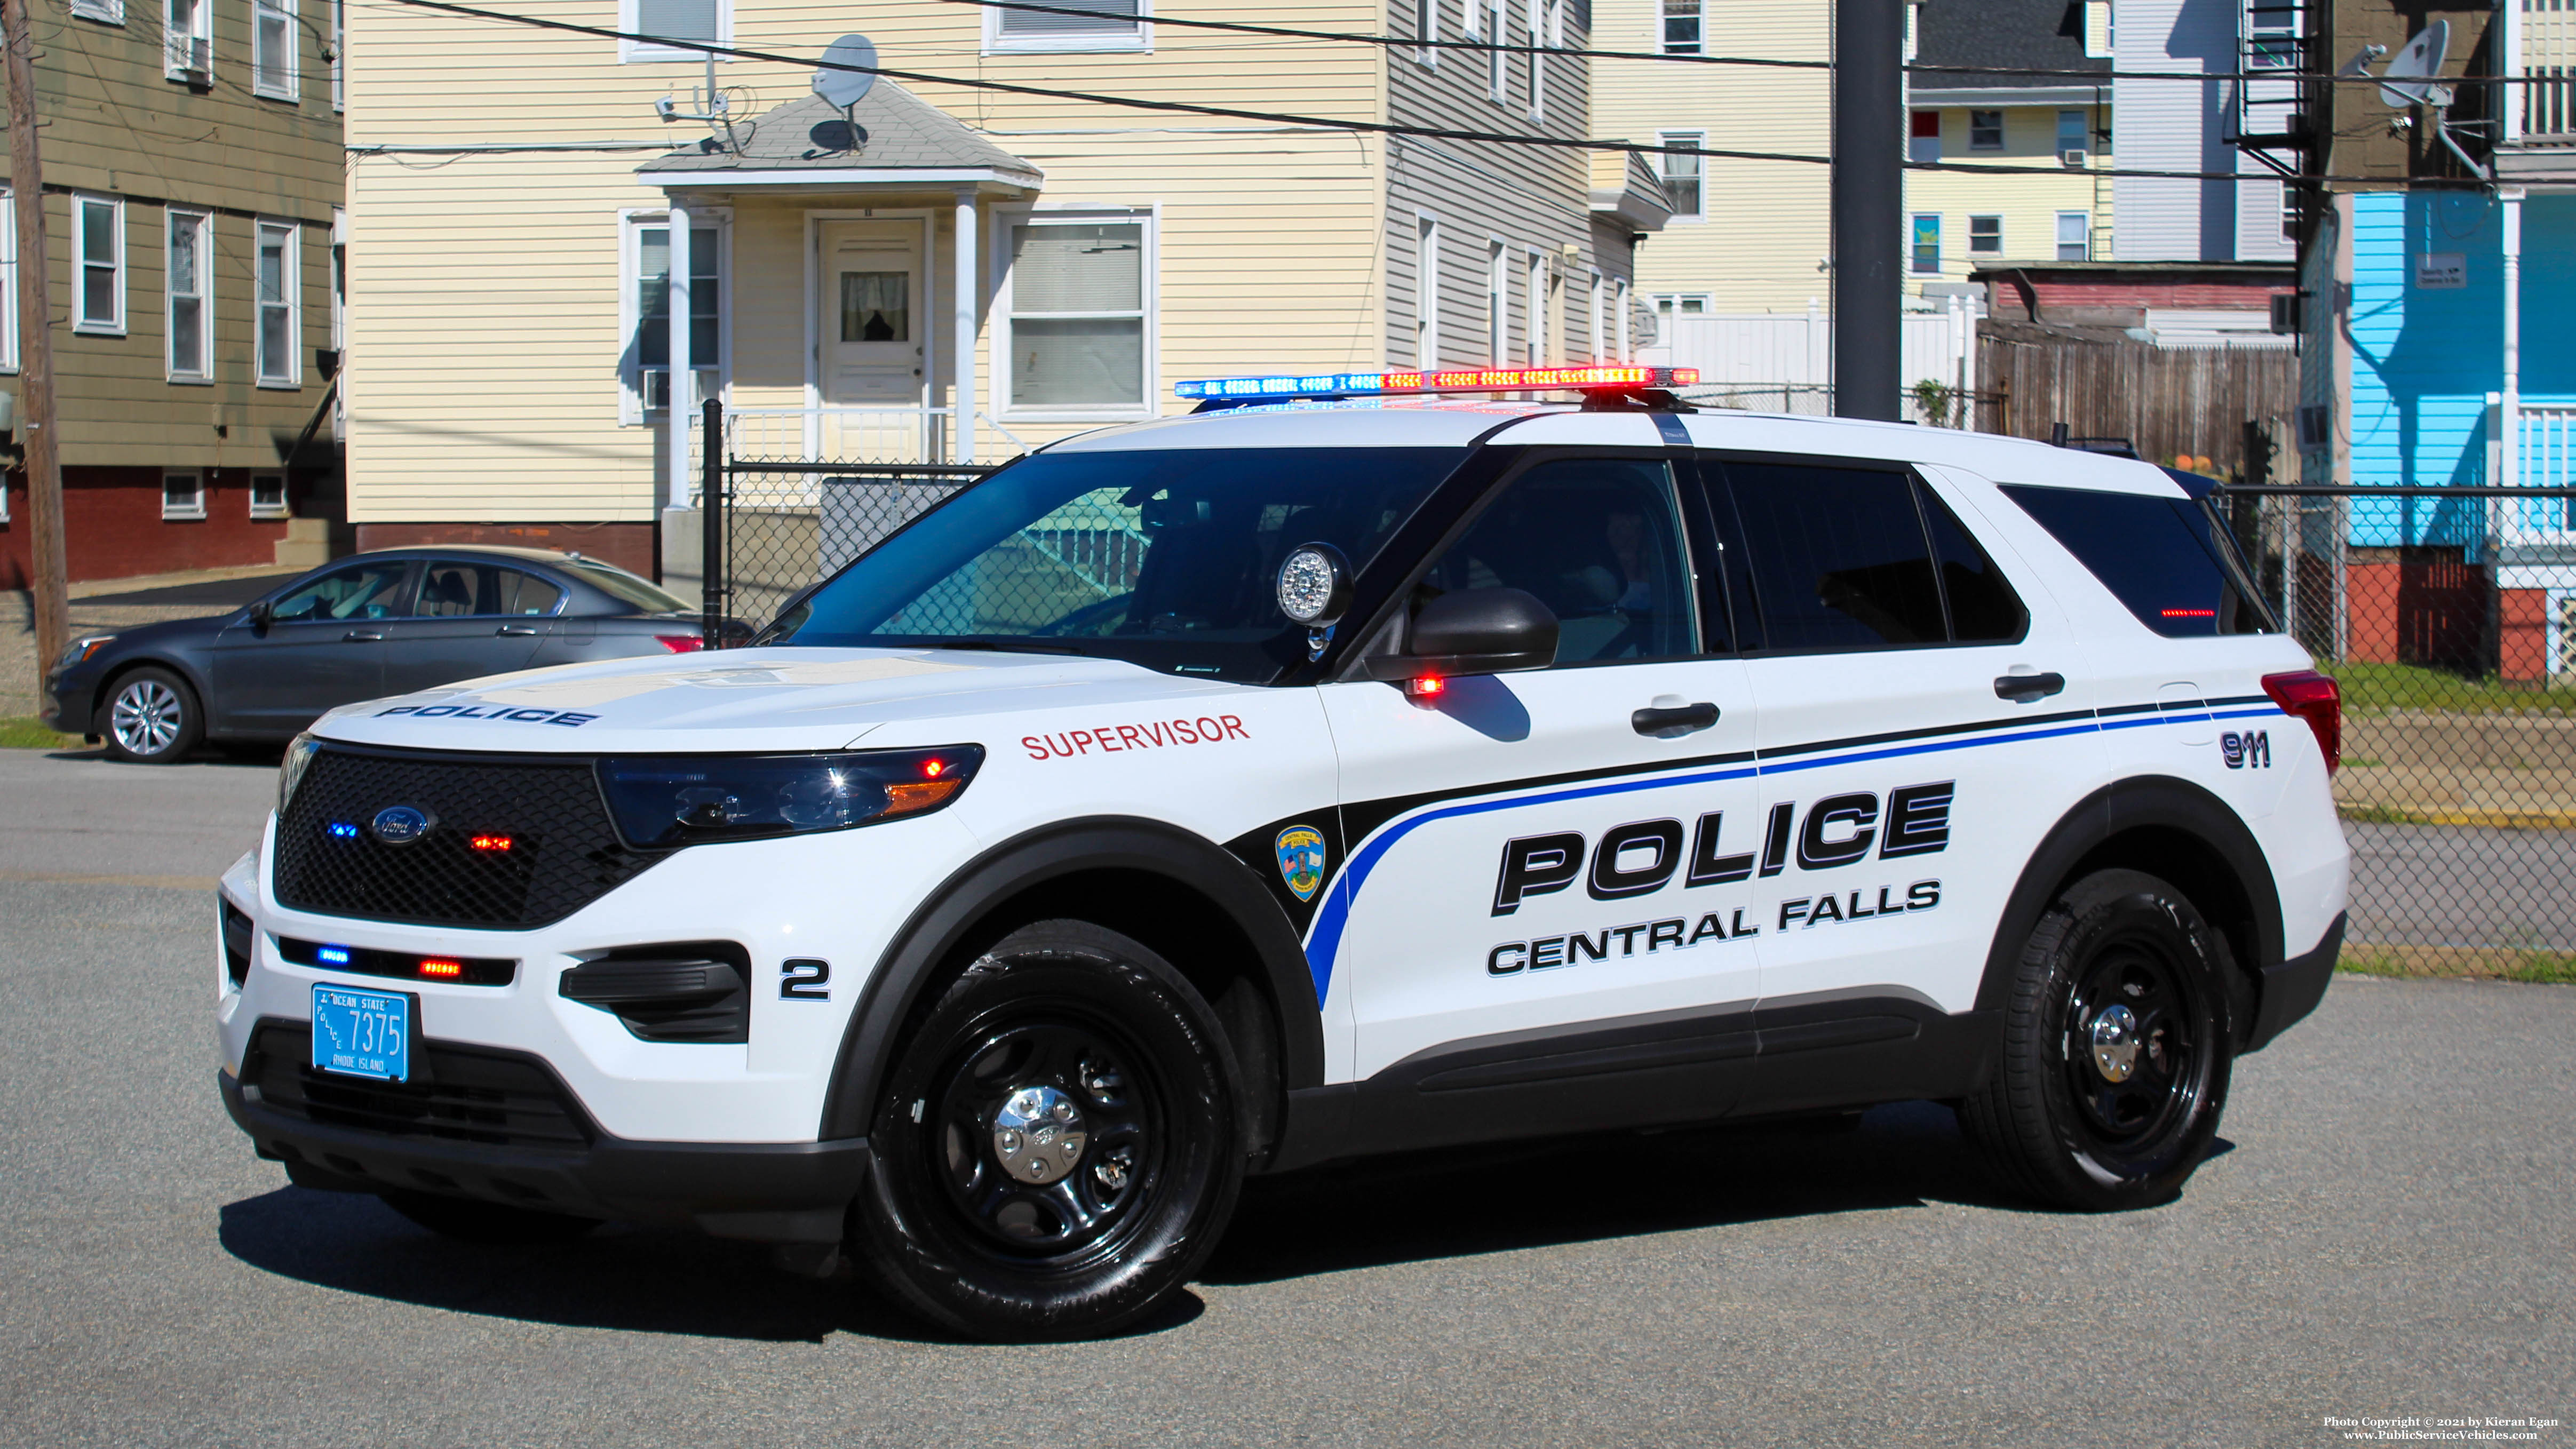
[1975,336,2299,475]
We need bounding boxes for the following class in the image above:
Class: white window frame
[1523,249,1546,365]
[1968,109,2005,151]
[253,0,298,100]
[992,204,1158,422]
[2056,108,2088,158]
[331,0,344,109]
[1615,278,1631,359]
[1485,238,1508,365]
[1414,212,1440,368]
[2056,210,2093,261]
[983,0,1148,55]
[1968,213,2003,256]
[0,187,18,375]
[74,195,126,336]
[1652,292,1713,316]
[618,208,733,426]
[255,219,301,387]
[1910,109,1942,165]
[619,0,734,62]
[1485,0,1505,100]
[1587,270,1604,363]
[1656,131,1704,222]
[250,473,289,519]
[1659,0,1698,55]
[70,0,123,25]
[1412,0,1436,66]
[166,208,213,383]
[165,0,212,80]
[162,469,208,521]
[1524,0,1544,119]
[1911,213,1942,274]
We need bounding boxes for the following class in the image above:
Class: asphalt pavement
[0,747,2569,1448]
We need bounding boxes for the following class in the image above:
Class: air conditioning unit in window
[171,35,211,82]
[2060,148,2089,167]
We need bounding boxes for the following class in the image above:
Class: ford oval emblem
[370,805,435,845]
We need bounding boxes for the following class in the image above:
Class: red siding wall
[2344,550,2490,671]
[2028,282,2294,310]
[353,522,659,581]
[2499,588,2549,683]
[0,467,292,588]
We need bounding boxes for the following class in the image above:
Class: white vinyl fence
[1639,300,1981,427]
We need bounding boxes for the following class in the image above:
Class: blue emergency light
[1175,365,1699,402]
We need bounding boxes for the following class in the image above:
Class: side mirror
[244,598,273,631]
[1364,587,1559,690]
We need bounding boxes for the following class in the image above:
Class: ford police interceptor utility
[217,365,2348,1341]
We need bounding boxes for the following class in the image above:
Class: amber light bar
[1176,365,1698,401]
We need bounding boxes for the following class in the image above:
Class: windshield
[764,445,1468,681]
[567,560,695,614]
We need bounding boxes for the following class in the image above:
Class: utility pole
[4,0,67,693]
[1831,0,1903,422]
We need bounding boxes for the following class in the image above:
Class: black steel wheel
[1959,869,2235,1211]
[101,666,202,764]
[378,1189,601,1244]
[852,920,1243,1342]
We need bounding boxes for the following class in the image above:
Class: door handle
[495,625,540,636]
[1632,702,1720,738]
[1993,672,2066,703]
[342,630,385,642]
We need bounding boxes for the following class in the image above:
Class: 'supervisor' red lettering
[1023,714,1250,761]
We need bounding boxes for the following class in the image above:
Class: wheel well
[909,867,1287,1157]
[2060,824,2263,1029]
[91,658,201,731]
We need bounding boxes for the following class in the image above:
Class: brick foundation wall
[0,467,301,588]
[352,522,660,582]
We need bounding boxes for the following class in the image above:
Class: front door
[818,220,925,407]
[376,558,562,696]
[207,559,415,736]
[1320,455,1764,1141]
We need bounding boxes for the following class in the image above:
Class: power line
[361,0,2497,188]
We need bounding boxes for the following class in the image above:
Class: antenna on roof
[808,35,877,154]
[2373,22,2488,179]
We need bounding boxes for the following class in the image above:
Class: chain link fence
[2220,483,2576,978]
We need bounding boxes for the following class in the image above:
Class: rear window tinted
[1711,462,2026,651]
[2000,484,2275,637]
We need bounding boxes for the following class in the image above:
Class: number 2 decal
[781,959,831,1001]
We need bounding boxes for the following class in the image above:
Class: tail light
[2262,670,2341,775]
[655,634,709,654]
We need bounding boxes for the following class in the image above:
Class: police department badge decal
[1275,825,1327,902]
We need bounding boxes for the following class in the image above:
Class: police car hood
[311,647,1252,754]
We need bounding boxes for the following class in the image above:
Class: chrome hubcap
[991,1085,1088,1185]
[111,681,183,755]
[2089,1003,2142,1083]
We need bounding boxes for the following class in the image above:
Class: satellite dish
[813,35,877,110]
[2378,21,2452,109]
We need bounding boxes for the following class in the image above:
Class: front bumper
[222,1065,870,1243]
[39,668,93,734]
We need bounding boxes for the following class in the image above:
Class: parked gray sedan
[42,546,745,762]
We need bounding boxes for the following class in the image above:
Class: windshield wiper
[925,639,1093,657]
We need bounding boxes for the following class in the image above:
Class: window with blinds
[622,0,725,58]
[991,0,1142,48]
[1004,219,1148,412]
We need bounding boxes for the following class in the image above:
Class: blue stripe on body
[1300,705,2289,1002]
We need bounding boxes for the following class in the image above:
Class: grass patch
[2319,659,2576,716]
[0,716,82,750]
[2340,943,2576,983]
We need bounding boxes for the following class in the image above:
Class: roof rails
[1179,365,1701,412]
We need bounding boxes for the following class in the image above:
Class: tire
[379,1190,602,1244]
[101,666,203,764]
[850,919,1245,1342]
[1959,869,2236,1212]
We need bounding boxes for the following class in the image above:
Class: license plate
[311,984,411,1082]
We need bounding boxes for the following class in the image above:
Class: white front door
[818,220,925,405]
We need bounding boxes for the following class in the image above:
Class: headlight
[277,733,322,815]
[598,746,984,849]
[54,635,116,671]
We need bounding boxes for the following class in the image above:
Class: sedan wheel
[103,667,203,764]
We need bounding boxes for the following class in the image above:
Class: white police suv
[218,367,2348,1341]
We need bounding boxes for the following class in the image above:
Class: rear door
[377,560,561,695]
[1699,454,2099,1105]
[1319,452,1766,1133]
[207,559,414,735]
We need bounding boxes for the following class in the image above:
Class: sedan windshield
[762,446,1468,681]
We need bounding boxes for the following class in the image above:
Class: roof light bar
[1176,365,1699,401]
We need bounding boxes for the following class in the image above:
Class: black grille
[273,746,666,929]
[244,1021,594,1151]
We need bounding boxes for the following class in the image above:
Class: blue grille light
[317,946,351,965]
[326,822,360,839]
[1175,372,1388,400]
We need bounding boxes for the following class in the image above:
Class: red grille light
[2263,670,2341,775]
[418,959,465,980]
[468,834,513,853]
